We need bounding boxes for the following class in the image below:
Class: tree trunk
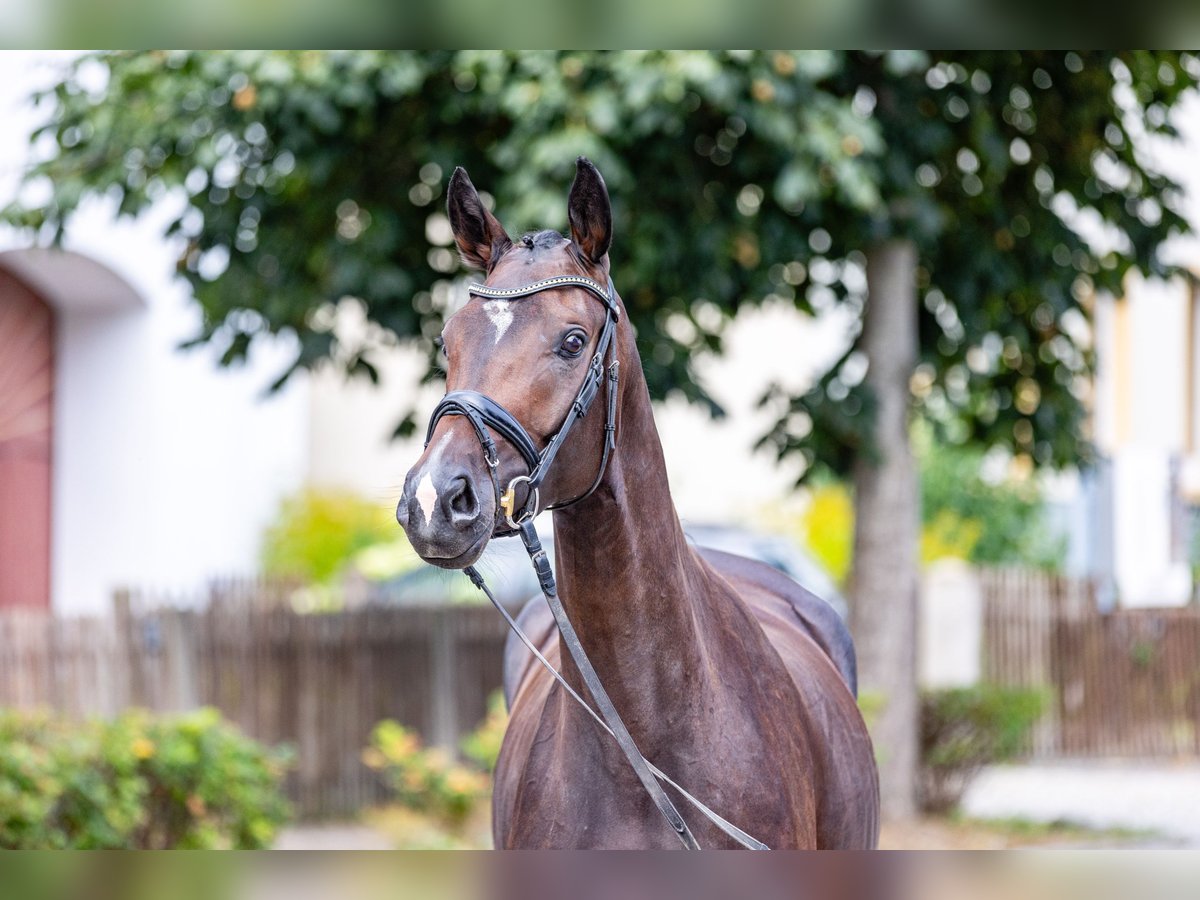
[851,239,920,821]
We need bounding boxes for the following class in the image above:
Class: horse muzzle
[397,452,496,568]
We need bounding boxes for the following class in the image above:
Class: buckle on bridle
[500,475,540,528]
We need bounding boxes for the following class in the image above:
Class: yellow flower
[131,738,155,759]
[362,747,386,769]
[445,769,484,795]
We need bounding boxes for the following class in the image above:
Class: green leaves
[0,708,290,849]
[4,51,1196,474]
[919,685,1046,813]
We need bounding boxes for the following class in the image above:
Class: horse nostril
[446,476,479,525]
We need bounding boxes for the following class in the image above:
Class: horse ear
[446,167,511,271]
[567,157,612,264]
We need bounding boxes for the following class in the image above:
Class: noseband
[424,274,620,531]
[420,272,767,851]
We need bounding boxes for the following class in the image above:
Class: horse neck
[551,341,716,750]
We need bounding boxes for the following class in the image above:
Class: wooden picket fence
[0,583,513,819]
[5,569,1198,819]
[981,567,1200,758]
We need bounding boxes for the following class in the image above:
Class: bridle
[425,274,620,532]
[421,271,768,851]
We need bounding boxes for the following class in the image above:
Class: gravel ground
[961,759,1200,847]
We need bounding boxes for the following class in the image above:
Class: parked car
[372,520,847,620]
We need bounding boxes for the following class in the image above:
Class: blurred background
[1,51,1199,850]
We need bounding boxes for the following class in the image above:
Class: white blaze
[483,299,514,343]
[413,433,451,526]
[416,473,437,525]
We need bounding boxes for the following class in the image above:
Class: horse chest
[498,689,814,849]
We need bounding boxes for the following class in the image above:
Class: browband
[468,275,620,317]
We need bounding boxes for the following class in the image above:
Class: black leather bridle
[425,274,621,532]
[422,272,767,850]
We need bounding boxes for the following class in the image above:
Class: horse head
[397,157,620,567]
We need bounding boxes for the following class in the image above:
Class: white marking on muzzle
[412,432,452,526]
[416,473,437,525]
[483,299,513,344]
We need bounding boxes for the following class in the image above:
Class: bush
[363,721,488,825]
[919,685,1045,814]
[0,708,291,849]
[918,432,1065,570]
[261,488,411,585]
[781,432,1066,586]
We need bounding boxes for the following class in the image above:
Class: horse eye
[559,331,586,358]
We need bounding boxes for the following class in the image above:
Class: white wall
[1107,274,1192,606]
[305,306,442,515]
[1,52,312,613]
[919,560,983,688]
[47,247,310,614]
[659,300,856,522]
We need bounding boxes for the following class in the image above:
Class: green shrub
[364,721,489,825]
[261,488,409,584]
[918,430,1066,570]
[0,708,290,849]
[919,685,1046,814]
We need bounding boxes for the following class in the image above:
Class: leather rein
[424,273,768,851]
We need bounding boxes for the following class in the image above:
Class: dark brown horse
[397,158,879,849]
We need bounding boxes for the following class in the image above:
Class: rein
[423,273,768,851]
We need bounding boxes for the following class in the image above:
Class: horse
[396,157,879,849]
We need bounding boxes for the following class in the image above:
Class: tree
[6,50,1196,818]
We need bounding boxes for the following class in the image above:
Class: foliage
[755,51,1197,477]
[0,708,290,849]
[9,51,1191,466]
[798,482,855,584]
[919,431,1066,569]
[919,685,1046,814]
[261,488,407,584]
[797,435,1063,579]
[363,720,489,825]
[920,510,983,566]
[352,538,423,583]
[459,691,508,773]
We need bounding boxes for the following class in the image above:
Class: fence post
[429,607,459,750]
[111,588,141,708]
[162,608,198,711]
